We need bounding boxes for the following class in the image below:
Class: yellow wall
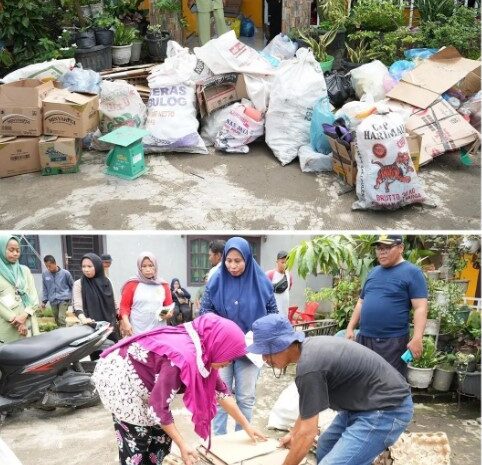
[459,253,480,298]
[181,0,264,35]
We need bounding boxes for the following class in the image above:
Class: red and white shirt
[120,281,174,334]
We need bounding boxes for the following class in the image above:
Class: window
[187,236,261,286]
[18,235,42,273]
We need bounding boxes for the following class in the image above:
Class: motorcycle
[0,321,112,417]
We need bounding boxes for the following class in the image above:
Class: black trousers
[267,0,282,41]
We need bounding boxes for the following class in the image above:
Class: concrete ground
[0,143,480,230]
[1,366,480,465]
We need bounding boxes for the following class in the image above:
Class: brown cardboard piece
[196,73,248,118]
[43,88,99,138]
[327,138,357,187]
[39,136,81,175]
[387,47,481,109]
[0,79,54,136]
[389,99,480,165]
[406,133,422,172]
[0,136,40,178]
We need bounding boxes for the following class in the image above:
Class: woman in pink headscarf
[119,251,174,337]
[92,313,266,465]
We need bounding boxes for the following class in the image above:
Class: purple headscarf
[121,251,167,293]
[101,313,247,441]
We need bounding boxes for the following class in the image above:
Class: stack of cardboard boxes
[0,79,99,178]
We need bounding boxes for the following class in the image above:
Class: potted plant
[92,13,119,46]
[407,337,444,389]
[348,0,404,33]
[342,39,369,71]
[297,26,339,72]
[455,351,481,399]
[130,28,143,63]
[432,353,456,392]
[146,24,170,62]
[112,23,137,65]
[90,0,104,17]
[76,23,96,49]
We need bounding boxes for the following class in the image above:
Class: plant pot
[146,32,170,61]
[407,364,434,389]
[76,30,96,49]
[90,2,104,16]
[457,370,481,399]
[451,279,469,294]
[75,44,112,72]
[436,333,454,351]
[319,55,335,73]
[111,44,132,65]
[455,359,477,373]
[80,5,91,18]
[432,365,455,392]
[426,270,441,280]
[340,58,365,71]
[456,308,471,324]
[424,318,440,337]
[94,28,114,46]
[130,40,142,63]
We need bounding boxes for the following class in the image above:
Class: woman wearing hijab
[72,253,119,354]
[119,252,174,337]
[92,312,267,465]
[170,278,192,325]
[199,237,278,435]
[0,235,39,344]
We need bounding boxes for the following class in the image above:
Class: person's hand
[10,313,28,328]
[345,328,355,340]
[78,314,95,325]
[244,424,268,443]
[278,432,292,449]
[160,310,173,321]
[180,445,199,465]
[120,320,133,338]
[407,336,423,359]
[17,323,28,337]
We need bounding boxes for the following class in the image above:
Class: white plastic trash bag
[0,438,22,465]
[1,58,75,83]
[194,30,275,76]
[214,100,264,153]
[353,106,432,210]
[201,106,234,146]
[298,145,332,172]
[350,60,390,102]
[243,73,274,113]
[334,95,376,130]
[144,47,207,154]
[262,34,298,64]
[265,48,327,165]
[165,40,214,82]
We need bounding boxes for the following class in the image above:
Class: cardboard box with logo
[39,136,82,175]
[43,89,99,138]
[0,136,40,178]
[196,73,248,118]
[0,79,54,136]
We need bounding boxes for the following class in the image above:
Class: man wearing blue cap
[346,234,428,376]
[247,314,413,465]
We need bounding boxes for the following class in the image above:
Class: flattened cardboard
[0,79,54,136]
[407,133,422,172]
[327,137,357,187]
[0,136,40,178]
[43,88,99,138]
[196,73,248,118]
[387,46,481,109]
[39,136,81,175]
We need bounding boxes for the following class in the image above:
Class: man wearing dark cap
[346,234,428,376]
[100,254,113,277]
[247,314,413,465]
[266,251,293,317]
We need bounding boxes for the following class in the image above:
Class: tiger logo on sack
[372,152,414,193]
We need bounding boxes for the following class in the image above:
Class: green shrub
[349,0,404,33]
[411,337,444,369]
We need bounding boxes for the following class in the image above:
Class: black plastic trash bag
[325,71,354,109]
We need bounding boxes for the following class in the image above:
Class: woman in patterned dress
[92,312,266,465]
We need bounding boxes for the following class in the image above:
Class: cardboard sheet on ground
[386,47,481,109]
[197,431,286,464]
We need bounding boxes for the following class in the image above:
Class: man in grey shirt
[248,314,413,465]
[41,255,74,327]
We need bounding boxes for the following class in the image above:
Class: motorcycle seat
[0,325,94,366]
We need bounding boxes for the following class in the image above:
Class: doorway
[62,235,105,281]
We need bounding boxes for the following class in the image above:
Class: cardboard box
[196,73,248,118]
[0,136,40,178]
[389,98,480,165]
[407,133,422,172]
[39,136,81,175]
[43,89,99,138]
[0,79,54,136]
[387,46,481,109]
[327,137,357,186]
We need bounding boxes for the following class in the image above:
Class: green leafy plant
[411,337,444,368]
[415,0,455,22]
[93,12,120,29]
[154,0,183,31]
[349,0,403,33]
[297,26,339,62]
[345,40,370,63]
[317,0,351,27]
[421,6,481,59]
[113,23,137,45]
